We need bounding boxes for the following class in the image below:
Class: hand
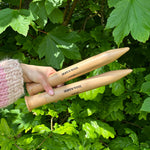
[21,64,56,96]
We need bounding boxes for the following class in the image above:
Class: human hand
[21,64,57,96]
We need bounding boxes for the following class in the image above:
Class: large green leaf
[48,8,63,24]
[109,137,133,150]
[30,1,48,28]
[38,26,81,69]
[106,0,150,45]
[140,97,150,112]
[38,33,64,69]
[141,81,150,96]
[0,8,31,36]
[82,120,116,139]
[45,0,63,15]
[0,118,11,136]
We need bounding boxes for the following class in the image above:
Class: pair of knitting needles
[25,47,132,112]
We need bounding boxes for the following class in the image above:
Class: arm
[0,59,24,108]
[0,59,56,108]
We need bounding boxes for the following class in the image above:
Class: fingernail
[48,90,54,95]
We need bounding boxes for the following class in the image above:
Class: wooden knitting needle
[25,69,132,112]
[26,47,130,95]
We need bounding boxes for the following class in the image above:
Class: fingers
[46,67,56,77]
[38,74,54,96]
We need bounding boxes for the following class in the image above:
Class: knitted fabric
[0,59,24,108]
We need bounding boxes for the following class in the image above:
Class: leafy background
[1,0,150,149]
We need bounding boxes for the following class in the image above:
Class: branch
[82,13,98,31]
[14,143,24,150]
[63,0,79,26]
[38,29,48,34]
[123,121,143,129]
[19,0,22,9]
[34,134,53,150]
[63,0,71,22]
[100,0,105,26]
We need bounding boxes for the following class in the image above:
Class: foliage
[1,0,150,149]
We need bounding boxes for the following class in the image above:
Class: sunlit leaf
[0,8,31,36]
[106,0,150,45]
[82,120,116,139]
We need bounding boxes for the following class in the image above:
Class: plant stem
[38,29,48,34]
[63,0,79,26]
[63,0,71,22]
[19,0,22,9]
[34,134,53,150]
[15,143,24,150]
[123,121,143,129]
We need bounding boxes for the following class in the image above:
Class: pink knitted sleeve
[0,59,24,108]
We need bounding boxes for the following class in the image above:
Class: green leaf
[110,79,125,96]
[48,8,63,24]
[109,137,133,150]
[38,26,81,68]
[47,109,59,118]
[17,135,33,145]
[139,111,147,120]
[145,74,150,81]
[45,0,63,15]
[80,102,98,117]
[32,109,45,116]
[50,26,81,60]
[125,102,140,115]
[82,120,116,139]
[108,97,124,112]
[107,0,120,8]
[32,124,51,134]
[79,67,105,100]
[0,8,31,36]
[79,86,105,100]
[42,136,66,150]
[30,1,48,28]
[82,122,97,139]
[55,134,80,149]
[106,0,150,45]
[54,121,79,135]
[38,33,64,69]
[123,145,139,150]
[0,136,13,150]
[107,111,125,121]
[131,93,142,104]
[125,128,139,145]
[68,103,82,119]
[141,82,150,96]
[140,97,150,112]
[0,118,11,136]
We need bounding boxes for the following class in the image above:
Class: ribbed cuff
[0,59,24,108]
